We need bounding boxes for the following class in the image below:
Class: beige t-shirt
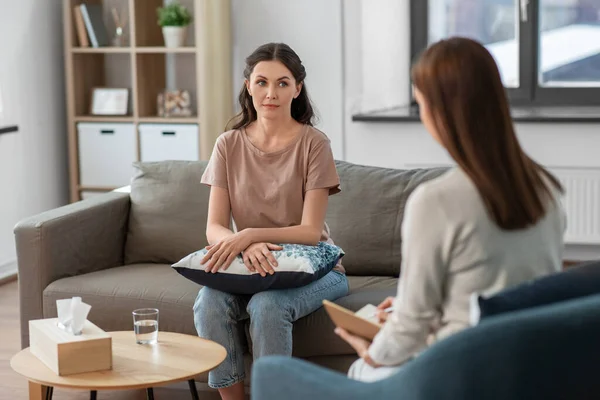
[201,124,344,273]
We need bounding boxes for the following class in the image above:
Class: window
[411,0,600,105]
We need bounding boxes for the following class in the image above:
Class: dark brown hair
[411,37,563,230]
[227,42,316,130]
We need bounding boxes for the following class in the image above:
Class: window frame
[410,0,600,106]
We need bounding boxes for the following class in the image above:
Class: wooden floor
[0,280,194,400]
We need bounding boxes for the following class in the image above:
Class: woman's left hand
[335,328,381,368]
[201,232,252,273]
[242,242,283,277]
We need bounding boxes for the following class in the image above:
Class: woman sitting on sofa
[335,37,566,382]
[194,42,349,400]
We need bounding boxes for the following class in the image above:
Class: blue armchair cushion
[476,260,600,322]
[252,293,600,400]
[172,242,344,294]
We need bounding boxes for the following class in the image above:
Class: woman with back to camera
[194,42,348,400]
[335,37,566,382]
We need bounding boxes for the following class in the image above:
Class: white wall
[230,0,344,159]
[359,0,410,112]
[0,1,68,275]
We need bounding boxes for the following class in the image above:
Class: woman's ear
[245,79,251,96]
[294,82,303,99]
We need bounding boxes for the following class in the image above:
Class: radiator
[405,163,600,245]
[552,168,600,245]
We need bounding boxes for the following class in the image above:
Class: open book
[323,300,383,341]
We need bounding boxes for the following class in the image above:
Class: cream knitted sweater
[368,168,565,366]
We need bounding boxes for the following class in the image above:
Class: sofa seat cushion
[44,265,398,358]
[43,264,201,336]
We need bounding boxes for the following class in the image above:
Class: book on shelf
[73,5,89,47]
[79,3,110,48]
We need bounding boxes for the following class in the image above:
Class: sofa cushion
[327,161,447,276]
[124,159,446,275]
[43,264,200,336]
[43,265,397,358]
[172,242,344,294]
[124,161,211,265]
[475,260,600,323]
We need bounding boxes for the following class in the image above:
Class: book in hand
[323,300,382,341]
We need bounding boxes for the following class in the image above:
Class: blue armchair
[252,293,600,400]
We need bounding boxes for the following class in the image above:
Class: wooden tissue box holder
[29,318,112,376]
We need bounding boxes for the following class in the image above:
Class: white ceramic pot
[162,26,187,48]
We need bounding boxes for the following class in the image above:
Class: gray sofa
[15,160,445,397]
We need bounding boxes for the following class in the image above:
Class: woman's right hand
[376,296,395,323]
[242,243,283,277]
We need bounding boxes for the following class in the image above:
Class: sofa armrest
[252,356,372,400]
[14,192,131,348]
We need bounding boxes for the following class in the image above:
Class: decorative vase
[162,26,187,48]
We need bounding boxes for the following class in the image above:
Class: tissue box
[29,318,112,376]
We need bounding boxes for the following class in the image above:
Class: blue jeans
[193,270,349,389]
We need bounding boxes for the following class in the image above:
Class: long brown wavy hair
[226,42,317,130]
[411,37,563,230]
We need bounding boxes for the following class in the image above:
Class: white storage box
[77,123,136,187]
[139,123,199,162]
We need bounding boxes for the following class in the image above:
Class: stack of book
[73,3,110,48]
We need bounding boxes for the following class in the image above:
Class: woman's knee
[247,292,291,324]
[193,287,236,321]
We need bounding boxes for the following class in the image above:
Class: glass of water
[132,308,159,344]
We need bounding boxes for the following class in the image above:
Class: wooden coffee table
[11,331,227,400]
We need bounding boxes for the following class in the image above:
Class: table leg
[188,379,200,400]
[28,382,52,400]
[146,388,154,400]
[46,386,53,400]
[90,390,97,400]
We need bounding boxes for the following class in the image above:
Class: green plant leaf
[157,2,193,27]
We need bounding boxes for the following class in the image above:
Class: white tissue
[56,297,92,335]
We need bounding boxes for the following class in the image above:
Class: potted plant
[157,2,192,48]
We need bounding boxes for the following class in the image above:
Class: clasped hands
[200,230,283,277]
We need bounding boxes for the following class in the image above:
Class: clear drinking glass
[132,308,159,344]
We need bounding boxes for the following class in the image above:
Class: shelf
[64,0,231,203]
[74,116,198,123]
[135,52,198,119]
[78,186,119,192]
[71,47,132,54]
[138,117,198,124]
[134,0,196,47]
[74,116,134,123]
[135,47,196,54]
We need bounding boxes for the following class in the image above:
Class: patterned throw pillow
[171,242,345,294]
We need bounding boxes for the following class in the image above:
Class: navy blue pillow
[172,242,344,295]
[477,261,600,321]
